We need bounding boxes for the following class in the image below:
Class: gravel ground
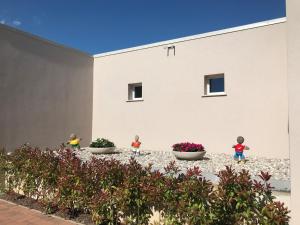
[76,148,290,181]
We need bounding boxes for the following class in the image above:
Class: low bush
[0,145,290,225]
[0,148,7,192]
[89,138,115,148]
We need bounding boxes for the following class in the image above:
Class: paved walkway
[0,199,81,225]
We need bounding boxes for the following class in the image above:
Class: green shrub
[213,167,290,225]
[0,148,8,192]
[55,148,87,218]
[88,158,125,224]
[1,146,290,225]
[115,159,155,225]
[89,138,115,148]
[4,145,59,212]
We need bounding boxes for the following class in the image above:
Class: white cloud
[0,15,22,27]
[12,20,21,26]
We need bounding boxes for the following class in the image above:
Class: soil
[0,192,95,225]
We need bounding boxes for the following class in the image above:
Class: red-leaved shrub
[0,145,290,225]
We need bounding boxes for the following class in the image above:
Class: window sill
[202,93,227,97]
[126,99,144,102]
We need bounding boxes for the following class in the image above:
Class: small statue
[67,133,82,150]
[232,136,249,163]
[131,135,141,156]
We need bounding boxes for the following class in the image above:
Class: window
[128,83,143,101]
[204,74,225,96]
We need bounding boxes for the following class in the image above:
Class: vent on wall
[165,45,175,56]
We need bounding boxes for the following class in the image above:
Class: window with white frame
[204,74,225,96]
[128,83,143,100]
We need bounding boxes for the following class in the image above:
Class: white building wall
[93,20,289,158]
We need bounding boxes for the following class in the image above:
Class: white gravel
[76,148,290,181]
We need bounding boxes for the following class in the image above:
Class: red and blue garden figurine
[232,136,250,163]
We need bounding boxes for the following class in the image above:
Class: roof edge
[0,23,92,58]
[94,17,286,58]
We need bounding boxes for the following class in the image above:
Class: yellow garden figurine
[67,133,82,150]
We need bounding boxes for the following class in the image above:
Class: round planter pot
[173,150,206,160]
[88,147,116,154]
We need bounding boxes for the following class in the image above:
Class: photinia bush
[88,157,125,224]
[115,159,161,225]
[0,145,290,225]
[161,163,215,225]
[0,148,8,192]
[55,148,88,218]
[213,167,290,225]
[176,167,216,225]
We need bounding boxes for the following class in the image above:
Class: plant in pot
[172,142,206,160]
[88,138,116,154]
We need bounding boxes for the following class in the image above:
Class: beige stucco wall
[287,0,300,223]
[93,22,288,158]
[0,24,93,150]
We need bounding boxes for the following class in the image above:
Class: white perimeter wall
[0,24,93,150]
[287,0,300,223]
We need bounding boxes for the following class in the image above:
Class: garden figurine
[67,133,82,150]
[131,135,141,156]
[232,136,249,163]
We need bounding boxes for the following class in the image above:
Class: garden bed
[77,148,290,181]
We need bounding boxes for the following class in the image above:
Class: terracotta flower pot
[88,147,116,154]
[173,150,206,160]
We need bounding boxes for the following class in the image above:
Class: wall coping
[94,17,286,58]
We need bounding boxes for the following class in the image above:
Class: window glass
[134,86,142,98]
[209,77,224,93]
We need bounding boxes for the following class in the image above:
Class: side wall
[0,25,93,150]
[287,0,300,223]
[93,22,288,158]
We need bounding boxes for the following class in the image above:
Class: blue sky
[0,0,286,54]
